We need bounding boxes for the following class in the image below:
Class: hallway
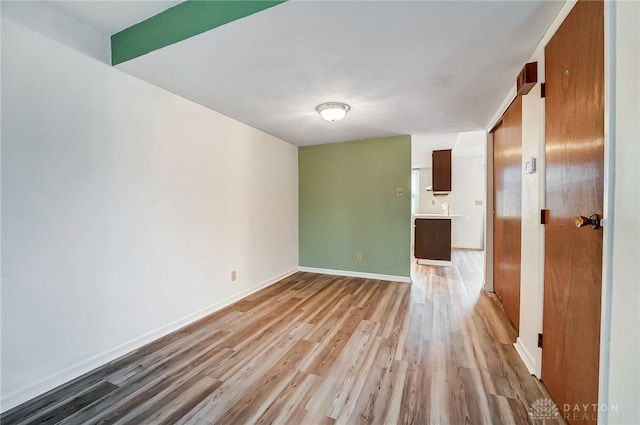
[411,249,563,424]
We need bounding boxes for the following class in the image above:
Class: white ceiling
[49,0,565,146]
[47,0,182,35]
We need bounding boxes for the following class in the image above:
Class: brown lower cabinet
[414,219,451,261]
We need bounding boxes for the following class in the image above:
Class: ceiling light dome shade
[316,102,351,122]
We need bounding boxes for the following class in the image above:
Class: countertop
[413,213,466,219]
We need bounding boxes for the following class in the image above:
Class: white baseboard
[483,280,494,292]
[514,337,538,376]
[0,268,297,413]
[451,244,484,250]
[416,259,452,267]
[298,266,411,283]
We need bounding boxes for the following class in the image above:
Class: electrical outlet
[356,253,363,262]
[231,270,237,281]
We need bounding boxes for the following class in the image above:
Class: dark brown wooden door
[492,96,522,332]
[542,1,604,424]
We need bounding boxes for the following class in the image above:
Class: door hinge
[538,333,543,348]
[541,209,550,224]
[541,82,546,98]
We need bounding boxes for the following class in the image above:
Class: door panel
[432,149,452,192]
[542,1,604,424]
[492,96,523,332]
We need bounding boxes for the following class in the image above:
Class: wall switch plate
[356,253,363,262]
[475,200,483,206]
[396,187,403,196]
[231,270,237,281]
[524,157,537,174]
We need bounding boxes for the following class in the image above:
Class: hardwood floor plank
[301,306,368,377]
[383,359,408,425]
[344,342,396,424]
[195,336,303,422]
[253,371,318,425]
[380,285,409,340]
[2,249,562,425]
[12,381,117,425]
[312,320,379,419]
[127,376,221,425]
[215,339,316,425]
[58,343,232,424]
[302,294,356,343]
[208,309,308,382]
[220,297,303,348]
[332,335,383,425]
[106,351,228,425]
[487,393,519,425]
[105,328,232,385]
[399,362,427,425]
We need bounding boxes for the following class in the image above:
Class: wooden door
[492,96,522,332]
[542,1,604,424]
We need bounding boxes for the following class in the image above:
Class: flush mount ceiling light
[316,102,351,122]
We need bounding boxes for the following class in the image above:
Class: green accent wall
[111,0,286,65]
[299,136,411,277]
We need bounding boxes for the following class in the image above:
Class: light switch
[524,157,537,174]
[396,187,403,196]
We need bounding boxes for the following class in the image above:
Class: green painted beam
[111,0,286,66]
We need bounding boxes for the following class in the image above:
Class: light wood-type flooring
[2,249,564,424]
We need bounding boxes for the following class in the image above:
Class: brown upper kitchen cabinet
[432,149,452,192]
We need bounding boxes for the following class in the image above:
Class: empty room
[1,1,638,424]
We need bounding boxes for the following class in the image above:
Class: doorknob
[575,214,601,229]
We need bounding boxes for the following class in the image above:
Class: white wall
[601,1,640,423]
[515,81,545,377]
[449,155,485,249]
[411,132,458,168]
[483,132,494,291]
[417,168,435,213]
[0,9,298,412]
